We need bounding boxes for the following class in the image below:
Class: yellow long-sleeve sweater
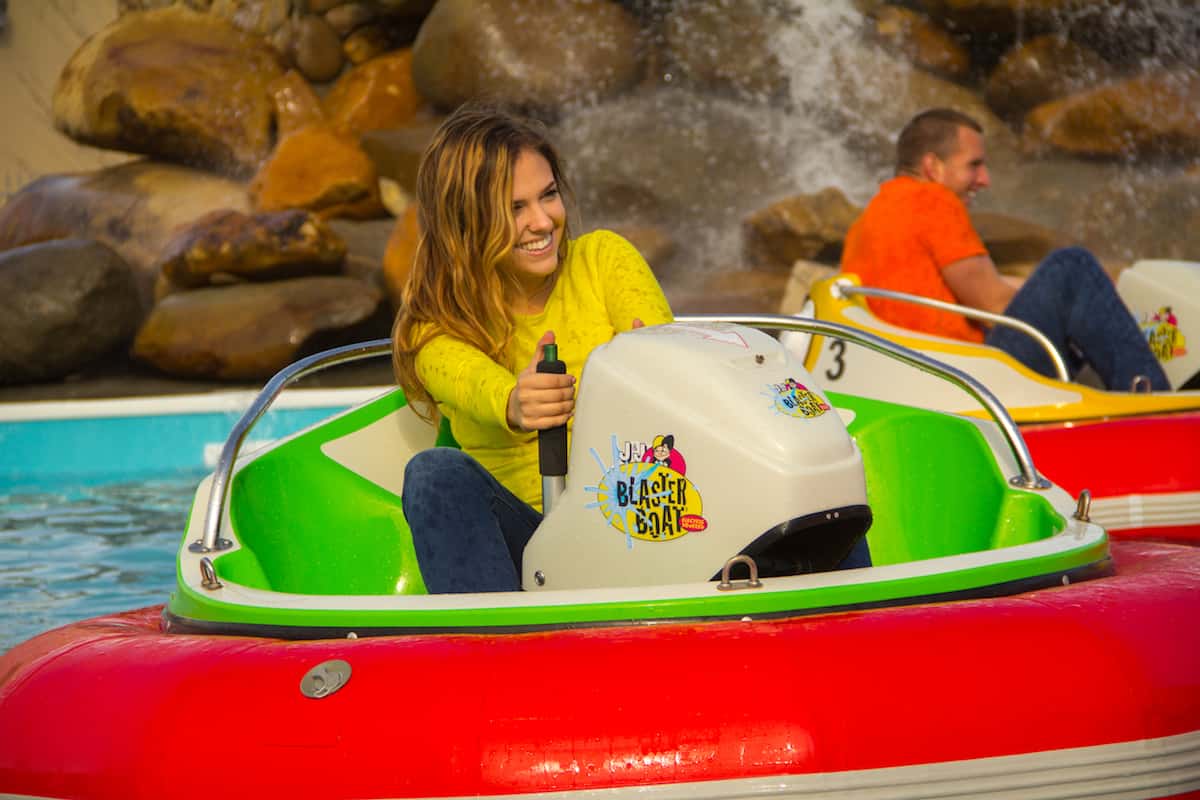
[415,229,673,510]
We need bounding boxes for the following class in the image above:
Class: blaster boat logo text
[1140,307,1188,362]
[586,434,706,543]
[765,377,831,418]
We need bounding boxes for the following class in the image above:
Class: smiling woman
[506,148,566,311]
[389,103,674,594]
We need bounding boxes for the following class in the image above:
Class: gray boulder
[0,239,142,385]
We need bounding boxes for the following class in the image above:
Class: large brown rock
[360,116,444,195]
[1024,70,1200,159]
[324,48,425,135]
[53,6,285,176]
[742,188,862,273]
[662,1,791,100]
[872,6,970,82]
[411,0,643,113]
[0,239,142,385]
[251,124,384,219]
[132,276,386,379]
[268,70,328,139]
[913,0,1084,38]
[158,209,347,288]
[0,162,251,305]
[985,35,1113,121]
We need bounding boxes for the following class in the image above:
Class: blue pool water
[0,390,376,654]
[0,474,202,653]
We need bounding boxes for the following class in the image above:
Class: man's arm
[941,254,1018,316]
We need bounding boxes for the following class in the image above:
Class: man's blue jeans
[402,447,873,593]
[985,247,1170,391]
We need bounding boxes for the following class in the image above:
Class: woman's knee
[403,448,482,503]
[1038,246,1104,280]
[406,447,472,477]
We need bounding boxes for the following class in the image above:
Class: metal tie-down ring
[717,554,763,591]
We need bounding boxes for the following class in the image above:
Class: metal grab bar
[675,314,1050,490]
[190,338,393,553]
[833,281,1071,382]
[194,316,1051,553]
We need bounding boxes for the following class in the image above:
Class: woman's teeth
[517,235,552,252]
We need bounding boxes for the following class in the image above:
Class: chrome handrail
[676,314,1050,490]
[190,338,393,553]
[194,316,1050,552]
[832,281,1071,382]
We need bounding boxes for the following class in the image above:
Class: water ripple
[0,473,203,654]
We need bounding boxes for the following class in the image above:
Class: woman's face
[504,148,565,291]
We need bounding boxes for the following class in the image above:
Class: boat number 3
[825,339,847,381]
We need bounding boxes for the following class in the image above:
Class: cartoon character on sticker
[640,433,687,475]
[765,377,831,418]
[586,435,707,543]
[1140,306,1188,362]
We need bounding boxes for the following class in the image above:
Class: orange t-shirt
[841,176,988,343]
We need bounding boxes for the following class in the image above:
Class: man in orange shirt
[841,108,1169,391]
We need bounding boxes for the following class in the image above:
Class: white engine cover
[1117,260,1198,390]
[521,322,867,591]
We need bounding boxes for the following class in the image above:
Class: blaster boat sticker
[1140,307,1188,362]
[586,434,706,545]
[764,377,831,418]
[641,433,687,475]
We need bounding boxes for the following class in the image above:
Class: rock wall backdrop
[0,0,1197,388]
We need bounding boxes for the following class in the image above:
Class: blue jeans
[402,448,541,594]
[985,247,1170,391]
[403,448,871,594]
[838,536,872,570]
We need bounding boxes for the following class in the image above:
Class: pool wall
[0,388,387,490]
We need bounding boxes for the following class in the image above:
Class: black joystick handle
[537,343,569,478]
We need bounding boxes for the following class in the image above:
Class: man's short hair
[896,108,983,175]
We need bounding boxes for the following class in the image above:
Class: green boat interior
[166,318,1113,636]
[209,388,1069,600]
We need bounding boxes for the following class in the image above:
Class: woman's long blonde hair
[391,103,574,420]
